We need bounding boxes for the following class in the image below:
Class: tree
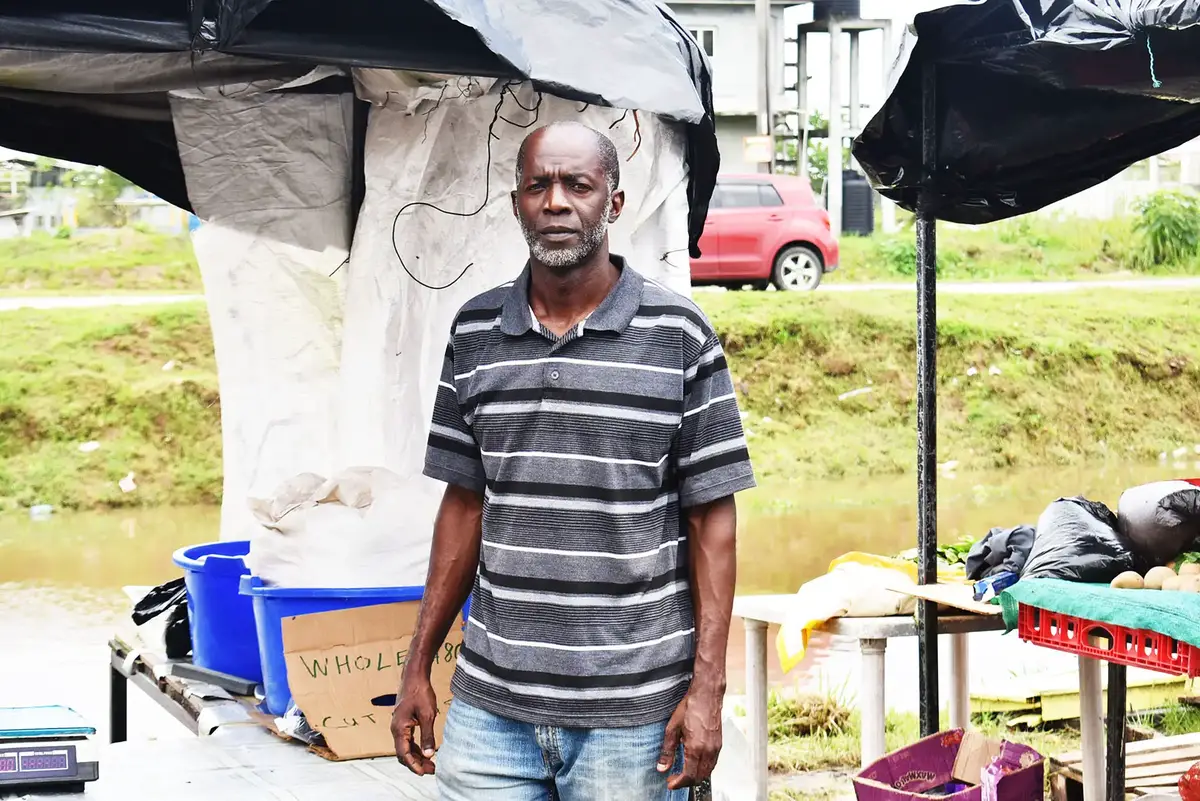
[66,167,134,227]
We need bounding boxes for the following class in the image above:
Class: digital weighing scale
[0,706,99,792]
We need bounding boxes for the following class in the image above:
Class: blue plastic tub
[239,577,429,716]
[172,541,262,683]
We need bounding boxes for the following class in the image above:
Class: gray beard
[522,196,613,271]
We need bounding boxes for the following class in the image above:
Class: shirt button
[549,370,560,381]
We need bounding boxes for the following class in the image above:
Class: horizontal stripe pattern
[424,258,755,727]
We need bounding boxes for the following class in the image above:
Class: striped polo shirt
[423,257,756,728]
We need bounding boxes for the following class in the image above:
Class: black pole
[1106,662,1127,801]
[916,56,940,739]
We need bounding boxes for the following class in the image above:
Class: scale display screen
[20,751,69,772]
[0,746,76,782]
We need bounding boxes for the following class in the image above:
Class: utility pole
[827,17,843,236]
[756,0,773,173]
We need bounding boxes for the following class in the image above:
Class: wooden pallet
[972,671,1192,727]
[1050,733,1200,799]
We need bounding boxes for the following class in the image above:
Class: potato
[1145,566,1178,590]
[1111,571,1145,589]
[1180,576,1200,593]
[1180,563,1200,576]
[1164,576,1185,591]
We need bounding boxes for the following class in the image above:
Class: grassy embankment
[3,287,1200,512]
[3,211,1198,295]
[0,229,199,293]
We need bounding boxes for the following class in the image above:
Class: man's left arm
[658,329,756,790]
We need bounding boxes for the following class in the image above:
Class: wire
[391,81,544,291]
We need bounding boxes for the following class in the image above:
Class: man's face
[512,128,625,272]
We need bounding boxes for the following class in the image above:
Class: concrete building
[668,1,793,173]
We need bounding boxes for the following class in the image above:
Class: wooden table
[732,593,1006,801]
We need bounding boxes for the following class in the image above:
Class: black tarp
[852,0,1200,224]
[0,0,718,256]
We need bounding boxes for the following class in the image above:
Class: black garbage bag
[132,578,191,659]
[1022,497,1142,583]
[965,525,1035,581]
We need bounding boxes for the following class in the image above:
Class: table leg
[1079,656,1105,801]
[1105,663,1127,801]
[860,638,887,768]
[948,632,970,731]
[744,619,769,801]
[110,664,128,744]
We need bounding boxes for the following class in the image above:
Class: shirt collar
[500,255,644,337]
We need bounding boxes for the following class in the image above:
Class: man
[391,121,755,800]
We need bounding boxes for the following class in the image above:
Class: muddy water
[0,461,1189,739]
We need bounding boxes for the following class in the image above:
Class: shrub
[1132,190,1200,267]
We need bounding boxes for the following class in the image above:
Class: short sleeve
[677,331,756,507]
[423,329,486,493]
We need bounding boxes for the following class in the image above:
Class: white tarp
[333,74,692,570]
[173,73,692,580]
[171,91,353,543]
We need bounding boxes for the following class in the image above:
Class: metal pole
[827,18,844,236]
[797,27,809,181]
[915,55,940,740]
[848,31,861,136]
[880,19,899,233]
[756,0,773,175]
[1106,663,1127,801]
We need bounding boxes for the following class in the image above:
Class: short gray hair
[515,121,620,194]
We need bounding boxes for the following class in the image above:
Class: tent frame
[912,62,1129,801]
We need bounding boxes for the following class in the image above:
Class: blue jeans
[436,699,688,801]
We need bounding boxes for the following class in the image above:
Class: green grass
[763,694,1079,775]
[0,229,200,293]
[0,302,220,511]
[4,286,1200,510]
[706,289,1200,484]
[834,215,1200,284]
[1,216,1195,296]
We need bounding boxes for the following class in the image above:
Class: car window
[759,184,784,207]
[716,184,763,209]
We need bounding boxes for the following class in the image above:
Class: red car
[691,174,839,291]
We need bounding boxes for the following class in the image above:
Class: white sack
[334,75,693,572]
[171,91,353,541]
[246,467,429,587]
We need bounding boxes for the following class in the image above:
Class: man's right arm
[391,483,482,775]
[392,321,488,775]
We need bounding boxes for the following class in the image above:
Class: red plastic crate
[1016,604,1200,677]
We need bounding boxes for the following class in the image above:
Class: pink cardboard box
[853,729,1044,801]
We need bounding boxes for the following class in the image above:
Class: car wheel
[772,245,823,291]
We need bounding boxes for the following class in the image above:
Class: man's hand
[391,675,439,775]
[657,689,723,789]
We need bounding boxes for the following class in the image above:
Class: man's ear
[609,189,626,223]
[511,190,518,219]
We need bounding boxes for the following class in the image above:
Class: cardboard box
[852,729,1043,800]
[280,601,463,761]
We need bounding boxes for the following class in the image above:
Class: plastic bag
[132,578,191,659]
[1118,480,1200,566]
[776,554,922,673]
[1022,497,1141,583]
[981,741,1043,801]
